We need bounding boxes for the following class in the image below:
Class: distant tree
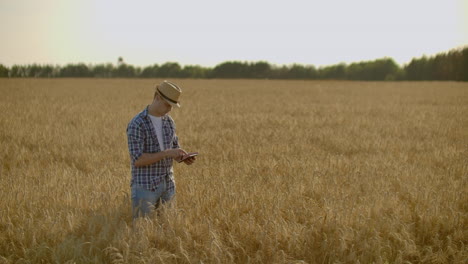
[405,57,427,80]
[452,47,468,81]
[375,58,399,80]
[158,62,182,77]
[270,65,289,79]
[180,65,209,78]
[212,61,248,78]
[26,64,45,77]
[249,61,271,78]
[27,64,56,78]
[40,65,56,77]
[9,65,28,77]
[0,64,9,77]
[403,49,468,81]
[347,58,399,80]
[134,66,142,77]
[60,63,92,77]
[287,64,317,79]
[140,64,159,78]
[93,63,114,78]
[346,62,364,80]
[461,47,468,81]
[319,63,346,79]
[113,63,136,78]
[306,65,318,79]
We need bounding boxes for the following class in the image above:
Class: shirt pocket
[144,131,160,153]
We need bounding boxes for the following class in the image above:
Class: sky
[1,0,467,68]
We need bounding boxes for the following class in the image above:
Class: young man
[126,80,195,218]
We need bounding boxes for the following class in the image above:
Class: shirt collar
[144,105,168,120]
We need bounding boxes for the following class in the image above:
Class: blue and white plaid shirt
[126,106,180,191]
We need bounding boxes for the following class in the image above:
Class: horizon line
[2,45,467,69]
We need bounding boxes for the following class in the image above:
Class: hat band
[157,88,178,104]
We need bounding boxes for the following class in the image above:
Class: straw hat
[156,80,181,107]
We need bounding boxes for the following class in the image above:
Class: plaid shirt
[126,106,180,191]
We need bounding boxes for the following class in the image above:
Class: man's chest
[143,120,174,151]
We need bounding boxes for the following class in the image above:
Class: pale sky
[1,0,467,67]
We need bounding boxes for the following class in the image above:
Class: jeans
[131,178,175,218]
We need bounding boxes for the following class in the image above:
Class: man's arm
[134,149,186,167]
[127,120,187,167]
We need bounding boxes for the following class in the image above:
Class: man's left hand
[182,156,196,165]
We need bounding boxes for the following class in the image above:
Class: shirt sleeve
[173,133,180,149]
[127,122,144,164]
[169,117,180,149]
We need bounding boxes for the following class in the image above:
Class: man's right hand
[165,148,187,159]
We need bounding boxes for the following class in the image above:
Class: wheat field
[0,79,467,263]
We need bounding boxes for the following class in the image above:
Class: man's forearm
[134,151,170,167]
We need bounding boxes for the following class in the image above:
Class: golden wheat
[0,79,467,263]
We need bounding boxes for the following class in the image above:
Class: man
[126,80,195,218]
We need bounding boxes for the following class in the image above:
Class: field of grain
[0,79,467,263]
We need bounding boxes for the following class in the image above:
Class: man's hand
[165,148,187,160]
[182,155,196,165]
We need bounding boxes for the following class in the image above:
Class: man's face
[157,95,173,114]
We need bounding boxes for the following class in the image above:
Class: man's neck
[148,103,164,117]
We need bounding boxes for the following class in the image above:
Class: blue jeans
[131,179,175,218]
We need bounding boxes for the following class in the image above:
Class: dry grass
[0,78,467,263]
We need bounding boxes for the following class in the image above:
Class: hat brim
[165,100,180,108]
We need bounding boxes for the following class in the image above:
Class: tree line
[1,47,466,81]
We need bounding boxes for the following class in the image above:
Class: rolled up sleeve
[173,133,180,149]
[127,123,144,164]
[168,117,180,149]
